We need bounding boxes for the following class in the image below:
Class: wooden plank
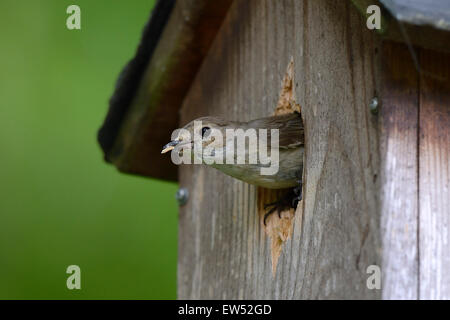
[178,0,380,299]
[382,20,450,55]
[105,0,232,181]
[379,42,419,299]
[98,0,175,161]
[419,49,450,299]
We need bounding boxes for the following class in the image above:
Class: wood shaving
[258,57,303,276]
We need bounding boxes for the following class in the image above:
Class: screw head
[175,188,189,206]
[369,97,379,114]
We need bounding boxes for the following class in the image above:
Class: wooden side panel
[178,0,380,299]
[379,42,419,299]
[419,49,450,299]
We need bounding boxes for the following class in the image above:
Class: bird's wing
[246,112,304,149]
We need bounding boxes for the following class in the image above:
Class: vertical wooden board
[292,0,381,299]
[419,49,450,299]
[379,42,419,299]
[178,0,380,299]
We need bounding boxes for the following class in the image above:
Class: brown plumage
[162,112,304,189]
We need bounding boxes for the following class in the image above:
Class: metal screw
[175,188,189,206]
[369,97,379,114]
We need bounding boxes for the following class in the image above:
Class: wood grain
[419,49,450,299]
[178,0,380,299]
[379,42,419,299]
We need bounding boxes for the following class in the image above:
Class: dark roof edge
[97,0,176,160]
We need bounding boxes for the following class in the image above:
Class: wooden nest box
[98,0,450,299]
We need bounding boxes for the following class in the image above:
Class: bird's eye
[201,126,210,138]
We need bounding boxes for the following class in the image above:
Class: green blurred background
[0,0,178,299]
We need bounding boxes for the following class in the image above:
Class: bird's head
[161,116,231,160]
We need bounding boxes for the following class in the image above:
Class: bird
[161,112,304,224]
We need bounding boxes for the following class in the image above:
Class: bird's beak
[161,140,180,154]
